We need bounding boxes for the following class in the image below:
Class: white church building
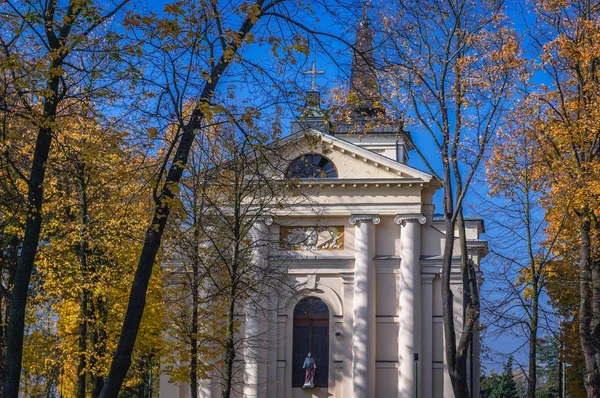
[160,15,486,398]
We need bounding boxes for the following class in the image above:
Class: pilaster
[340,272,355,398]
[243,217,273,398]
[421,274,435,398]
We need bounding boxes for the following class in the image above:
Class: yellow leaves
[223,47,236,63]
[240,2,262,24]
[245,32,255,44]
[240,106,261,127]
[164,2,186,16]
[19,104,163,394]
[198,100,214,121]
[147,127,159,139]
[269,36,281,57]
[289,36,310,57]
[201,69,210,81]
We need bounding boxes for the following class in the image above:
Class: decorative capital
[258,216,274,226]
[421,273,435,285]
[349,215,380,225]
[394,214,426,225]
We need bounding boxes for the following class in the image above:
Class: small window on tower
[287,154,338,179]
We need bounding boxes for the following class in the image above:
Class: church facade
[160,16,486,398]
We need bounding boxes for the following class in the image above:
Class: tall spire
[349,4,385,117]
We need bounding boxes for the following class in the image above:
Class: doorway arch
[292,297,329,388]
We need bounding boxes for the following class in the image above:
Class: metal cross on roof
[302,61,324,91]
[361,0,373,26]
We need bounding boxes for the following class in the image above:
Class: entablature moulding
[276,260,474,282]
[293,178,432,189]
[271,205,426,217]
[270,207,430,218]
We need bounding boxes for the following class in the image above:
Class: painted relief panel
[280,226,344,250]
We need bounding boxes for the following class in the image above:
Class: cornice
[296,178,431,189]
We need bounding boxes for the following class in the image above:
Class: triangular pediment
[275,129,435,183]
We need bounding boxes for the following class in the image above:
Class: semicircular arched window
[287,154,338,179]
[292,297,329,388]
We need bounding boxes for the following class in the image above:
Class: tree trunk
[77,290,89,398]
[579,214,600,397]
[91,372,104,398]
[591,223,600,393]
[442,216,471,398]
[442,142,473,397]
[90,297,107,398]
[77,163,89,398]
[4,118,55,398]
[528,284,538,398]
[190,203,202,398]
[0,281,3,398]
[190,264,199,398]
[221,298,236,398]
[0,234,19,398]
[558,336,564,398]
[455,211,475,398]
[441,186,471,398]
[3,5,79,393]
[99,5,265,395]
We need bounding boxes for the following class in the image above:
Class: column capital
[421,273,436,285]
[394,214,426,225]
[256,216,274,226]
[349,214,380,225]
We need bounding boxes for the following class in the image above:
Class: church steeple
[330,6,414,165]
[349,7,385,117]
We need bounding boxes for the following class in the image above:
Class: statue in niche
[302,352,317,388]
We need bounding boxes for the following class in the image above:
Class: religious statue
[302,352,317,388]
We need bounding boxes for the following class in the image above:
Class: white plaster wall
[376,366,399,397]
[159,372,179,398]
[422,222,446,257]
[375,215,400,256]
[376,321,399,362]
[432,276,444,398]
[376,272,399,316]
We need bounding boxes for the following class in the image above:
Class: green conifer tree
[489,356,519,398]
